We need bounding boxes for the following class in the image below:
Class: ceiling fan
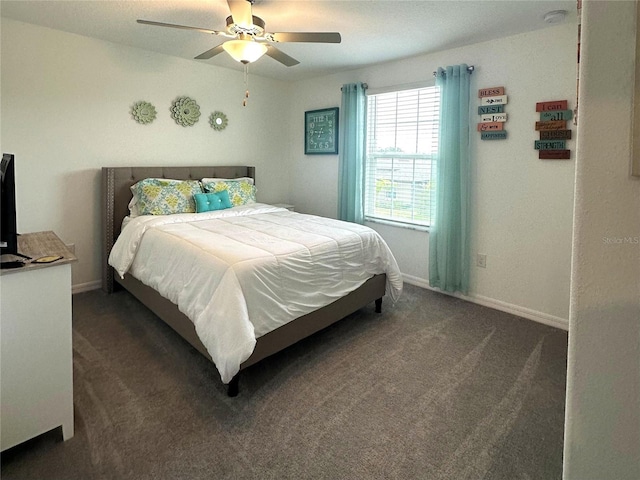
[137,0,342,66]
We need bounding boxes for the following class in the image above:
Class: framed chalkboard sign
[305,107,339,155]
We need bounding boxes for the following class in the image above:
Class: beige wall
[1,18,579,328]
[1,18,292,290]
[563,1,640,478]
[4,4,639,477]
[286,23,578,327]
[1,18,580,329]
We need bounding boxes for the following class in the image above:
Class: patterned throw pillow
[131,178,203,215]
[202,180,256,207]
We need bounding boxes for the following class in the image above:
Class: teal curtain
[429,64,472,294]
[338,82,366,224]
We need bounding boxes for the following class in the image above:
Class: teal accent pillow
[131,178,203,216]
[202,180,256,207]
[194,191,232,212]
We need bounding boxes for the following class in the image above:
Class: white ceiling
[0,0,576,82]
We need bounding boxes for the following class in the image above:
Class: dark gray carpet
[1,284,567,479]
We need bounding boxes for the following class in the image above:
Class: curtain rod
[340,66,474,92]
[341,83,368,91]
[433,65,475,77]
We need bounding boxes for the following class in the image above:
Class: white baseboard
[71,274,569,331]
[402,273,569,331]
[402,274,431,289]
[72,280,101,295]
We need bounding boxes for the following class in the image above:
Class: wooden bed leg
[227,373,240,397]
[375,298,382,313]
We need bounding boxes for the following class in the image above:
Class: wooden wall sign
[481,131,507,140]
[539,150,571,159]
[478,105,505,115]
[480,95,508,106]
[536,100,568,112]
[535,140,566,150]
[478,86,508,141]
[477,122,504,132]
[540,129,572,140]
[535,120,566,131]
[540,109,573,121]
[480,113,507,123]
[534,99,571,159]
[478,86,505,98]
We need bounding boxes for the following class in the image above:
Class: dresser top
[0,231,77,275]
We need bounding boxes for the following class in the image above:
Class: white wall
[563,1,640,478]
[1,18,292,289]
[286,23,577,327]
[1,18,579,327]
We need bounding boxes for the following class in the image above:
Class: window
[365,83,440,227]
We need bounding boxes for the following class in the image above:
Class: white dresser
[0,231,76,451]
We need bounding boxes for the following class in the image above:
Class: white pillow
[128,195,140,217]
[201,177,254,185]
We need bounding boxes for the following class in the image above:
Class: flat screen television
[1,153,18,257]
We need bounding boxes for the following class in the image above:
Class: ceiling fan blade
[137,19,224,36]
[265,45,300,67]
[227,0,253,28]
[194,44,226,60]
[269,32,342,43]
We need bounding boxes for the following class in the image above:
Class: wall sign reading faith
[536,100,568,112]
[539,150,571,159]
[478,105,505,115]
[304,107,339,155]
[477,122,504,132]
[478,86,505,98]
[540,129,572,140]
[480,95,508,106]
[535,120,566,131]
[535,140,567,150]
[540,109,573,121]
[481,131,508,140]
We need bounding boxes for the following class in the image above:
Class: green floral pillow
[202,180,256,207]
[131,178,203,215]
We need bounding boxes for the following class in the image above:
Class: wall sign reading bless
[478,86,508,140]
[305,107,339,155]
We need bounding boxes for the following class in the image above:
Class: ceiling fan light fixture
[223,39,267,64]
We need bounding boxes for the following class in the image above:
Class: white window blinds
[365,84,440,227]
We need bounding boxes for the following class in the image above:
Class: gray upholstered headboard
[102,166,255,293]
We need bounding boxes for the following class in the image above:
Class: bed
[102,166,402,396]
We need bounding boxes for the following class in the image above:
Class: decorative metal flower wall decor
[131,101,157,124]
[171,96,201,127]
[209,111,229,131]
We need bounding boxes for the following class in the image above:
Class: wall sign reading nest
[535,100,572,159]
[477,87,508,140]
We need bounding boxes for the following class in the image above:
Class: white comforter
[109,203,403,383]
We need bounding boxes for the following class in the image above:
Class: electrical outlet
[476,253,487,268]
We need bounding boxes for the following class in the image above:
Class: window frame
[364,80,440,230]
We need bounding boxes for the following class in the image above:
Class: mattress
[109,203,403,383]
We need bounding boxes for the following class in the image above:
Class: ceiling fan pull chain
[243,64,250,107]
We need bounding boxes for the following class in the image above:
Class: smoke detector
[544,10,568,24]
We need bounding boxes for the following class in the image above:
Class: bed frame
[102,166,386,396]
